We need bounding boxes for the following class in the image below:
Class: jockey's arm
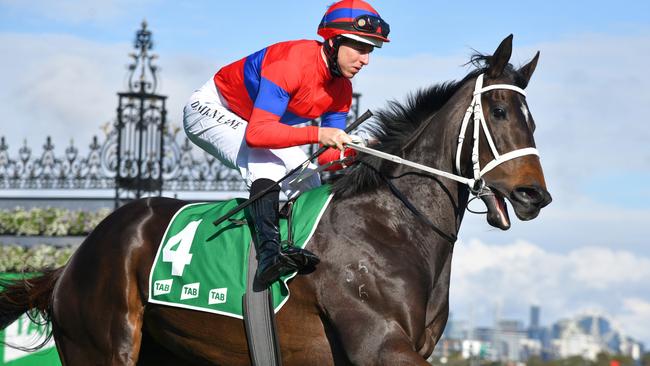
[317,112,355,170]
[244,78,354,170]
[243,80,316,149]
[245,107,319,149]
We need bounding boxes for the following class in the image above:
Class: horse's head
[333,35,551,232]
[459,35,552,230]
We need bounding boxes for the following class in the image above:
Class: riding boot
[249,179,298,288]
[278,201,320,273]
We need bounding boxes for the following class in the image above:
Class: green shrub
[0,207,111,236]
[0,244,77,272]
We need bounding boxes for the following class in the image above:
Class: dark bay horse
[0,35,551,365]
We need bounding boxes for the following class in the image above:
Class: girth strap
[243,242,283,366]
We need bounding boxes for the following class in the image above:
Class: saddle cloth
[148,184,333,319]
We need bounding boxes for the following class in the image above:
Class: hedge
[0,207,111,236]
[0,244,76,272]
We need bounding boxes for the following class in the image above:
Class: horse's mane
[331,54,528,198]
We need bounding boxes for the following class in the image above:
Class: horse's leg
[274,277,337,365]
[324,309,431,366]
[51,198,181,365]
[143,305,251,365]
[52,255,146,366]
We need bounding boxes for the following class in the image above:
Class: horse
[0,35,551,365]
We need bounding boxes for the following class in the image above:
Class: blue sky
[1,0,649,347]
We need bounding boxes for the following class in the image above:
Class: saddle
[148,184,332,317]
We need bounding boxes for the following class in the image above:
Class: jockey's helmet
[318,0,390,77]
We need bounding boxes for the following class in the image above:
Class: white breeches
[182,79,321,198]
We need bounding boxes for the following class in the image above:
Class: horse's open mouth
[480,189,511,230]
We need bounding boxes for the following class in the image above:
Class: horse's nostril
[513,186,548,206]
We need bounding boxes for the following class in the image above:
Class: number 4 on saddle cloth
[148,184,333,319]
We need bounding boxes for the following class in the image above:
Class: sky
[1,0,649,347]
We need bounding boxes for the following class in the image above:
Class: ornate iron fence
[0,127,247,192]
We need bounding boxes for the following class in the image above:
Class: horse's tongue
[480,193,511,230]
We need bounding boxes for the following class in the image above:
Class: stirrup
[281,245,320,274]
[255,252,299,289]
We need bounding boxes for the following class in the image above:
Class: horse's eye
[492,108,506,119]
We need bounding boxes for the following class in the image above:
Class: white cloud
[450,239,650,344]
[457,190,650,258]
[618,298,650,343]
[0,32,220,156]
[517,34,650,198]
[0,34,128,153]
[157,54,229,131]
[569,247,650,289]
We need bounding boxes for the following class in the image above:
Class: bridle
[346,73,539,195]
[341,74,540,242]
[455,73,538,192]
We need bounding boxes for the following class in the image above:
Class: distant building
[552,318,605,360]
[436,306,645,364]
[551,311,644,361]
[528,305,543,341]
[494,319,532,362]
[527,305,554,360]
[530,306,540,329]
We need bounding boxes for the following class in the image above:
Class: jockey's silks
[214,40,352,153]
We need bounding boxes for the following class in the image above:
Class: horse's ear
[487,34,513,78]
[519,51,540,87]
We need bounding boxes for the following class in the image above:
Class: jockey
[183,0,390,288]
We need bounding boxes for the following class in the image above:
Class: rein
[360,161,458,244]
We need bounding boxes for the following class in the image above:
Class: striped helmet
[318,0,390,48]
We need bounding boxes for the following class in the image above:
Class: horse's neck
[406,82,473,177]
[390,82,474,243]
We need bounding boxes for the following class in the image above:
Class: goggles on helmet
[320,14,390,39]
[352,15,390,38]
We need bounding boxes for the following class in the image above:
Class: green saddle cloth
[148,184,333,319]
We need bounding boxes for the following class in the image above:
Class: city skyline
[443,304,644,362]
[447,305,644,344]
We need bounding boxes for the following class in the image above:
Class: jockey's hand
[318,127,352,151]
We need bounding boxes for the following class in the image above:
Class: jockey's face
[336,39,373,79]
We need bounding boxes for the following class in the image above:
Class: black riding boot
[249,179,298,288]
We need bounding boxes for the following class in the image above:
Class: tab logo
[208,288,228,305]
[180,282,200,300]
[153,279,173,296]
